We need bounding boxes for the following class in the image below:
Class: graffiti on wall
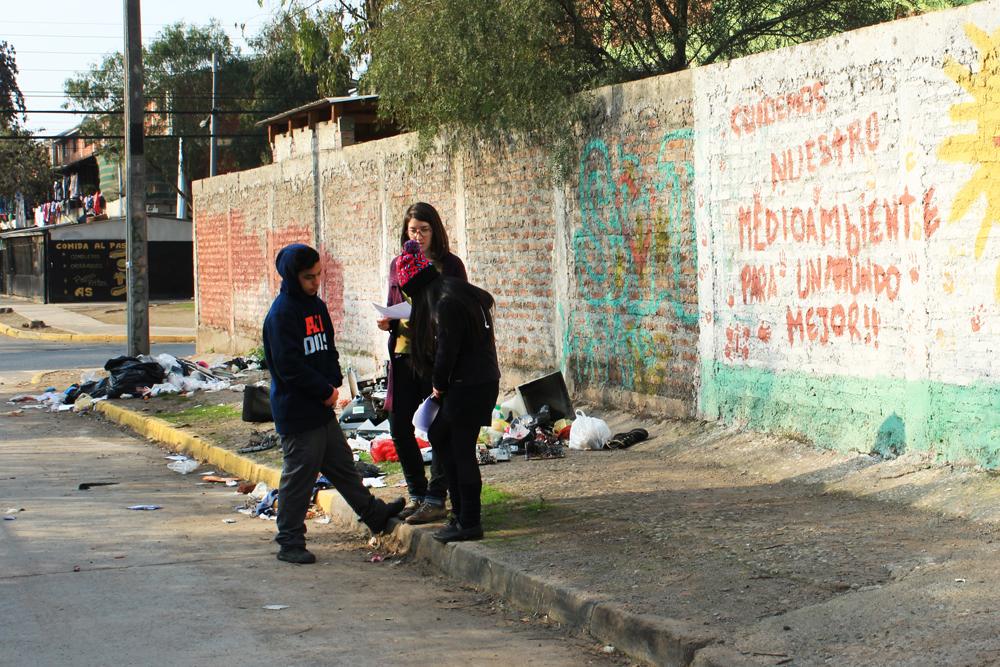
[938,23,1000,302]
[569,128,696,391]
[718,75,953,357]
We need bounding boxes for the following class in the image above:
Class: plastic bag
[370,436,399,463]
[567,410,611,450]
[167,458,199,474]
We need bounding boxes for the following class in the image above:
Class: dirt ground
[62,300,195,328]
[14,368,1000,665]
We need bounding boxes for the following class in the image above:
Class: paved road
[0,336,195,372]
[0,397,615,667]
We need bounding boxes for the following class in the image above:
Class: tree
[0,41,54,208]
[1,41,26,130]
[359,0,974,159]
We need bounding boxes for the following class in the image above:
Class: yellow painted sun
[938,24,1000,300]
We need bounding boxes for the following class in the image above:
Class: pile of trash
[6,353,263,413]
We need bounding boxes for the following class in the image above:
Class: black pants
[276,418,383,547]
[428,380,500,528]
[390,355,447,504]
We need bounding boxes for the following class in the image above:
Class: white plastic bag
[568,410,611,450]
[167,458,199,474]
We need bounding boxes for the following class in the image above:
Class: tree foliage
[62,19,334,200]
[0,41,54,204]
[358,0,975,157]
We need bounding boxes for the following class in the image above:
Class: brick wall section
[462,143,557,385]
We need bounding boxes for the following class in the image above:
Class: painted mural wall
[696,0,1000,464]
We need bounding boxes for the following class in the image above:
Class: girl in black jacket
[397,240,500,542]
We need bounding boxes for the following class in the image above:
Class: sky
[3,0,285,136]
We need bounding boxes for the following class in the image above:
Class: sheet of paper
[372,301,411,320]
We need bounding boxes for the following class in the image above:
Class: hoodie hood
[275,243,317,298]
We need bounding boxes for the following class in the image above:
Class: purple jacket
[384,251,467,412]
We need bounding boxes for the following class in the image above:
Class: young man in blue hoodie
[263,243,404,564]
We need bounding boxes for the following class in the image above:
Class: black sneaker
[432,521,484,543]
[277,546,316,564]
[365,497,406,535]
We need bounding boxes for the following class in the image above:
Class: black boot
[433,521,484,543]
[364,497,405,535]
[277,545,316,564]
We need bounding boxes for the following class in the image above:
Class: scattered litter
[568,410,611,450]
[602,645,616,654]
[605,428,649,450]
[167,458,199,474]
[3,409,24,417]
[248,482,270,501]
[370,554,384,563]
[955,578,967,583]
[236,481,257,494]
[73,565,81,572]
[4,508,24,514]
[314,516,331,525]
[371,436,398,463]
[202,475,240,485]
[3,516,15,521]
[355,461,383,478]
[262,604,289,611]
[255,489,279,518]
[222,518,237,524]
[126,505,162,511]
[363,477,387,488]
[78,482,118,490]
[238,430,279,454]
[164,454,188,461]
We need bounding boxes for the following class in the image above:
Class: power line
[10,109,277,115]
[0,133,262,140]
[3,33,253,40]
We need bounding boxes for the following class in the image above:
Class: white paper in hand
[372,301,411,319]
[412,395,440,439]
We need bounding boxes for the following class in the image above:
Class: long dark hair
[400,202,450,261]
[410,276,496,379]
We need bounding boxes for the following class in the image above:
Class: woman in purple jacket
[377,202,467,524]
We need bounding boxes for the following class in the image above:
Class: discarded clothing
[238,430,279,454]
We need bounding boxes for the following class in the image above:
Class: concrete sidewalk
[0,296,194,342]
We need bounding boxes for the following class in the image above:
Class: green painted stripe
[701,361,1000,468]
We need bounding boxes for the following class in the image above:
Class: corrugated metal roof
[255,95,379,128]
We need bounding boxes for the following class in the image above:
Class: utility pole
[169,92,186,219]
[123,0,149,356]
[209,52,218,177]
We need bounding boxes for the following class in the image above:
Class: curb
[96,400,725,666]
[0,321,194,344]
[94,401,281,488]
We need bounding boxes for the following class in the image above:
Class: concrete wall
[195,0,1000,463]
[695,1,1000,464]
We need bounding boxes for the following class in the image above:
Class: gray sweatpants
[275,418,381,547]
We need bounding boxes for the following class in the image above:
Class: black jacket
[263,244,342,435]
[432,284,501,393]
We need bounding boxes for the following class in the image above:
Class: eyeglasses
[407,227,432,237]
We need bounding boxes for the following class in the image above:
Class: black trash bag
[354,461,383,478]
[103,356,165,398]
[242,385,273,422]
[65,378,109,403]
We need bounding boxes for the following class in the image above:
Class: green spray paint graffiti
[568,128,696,391]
